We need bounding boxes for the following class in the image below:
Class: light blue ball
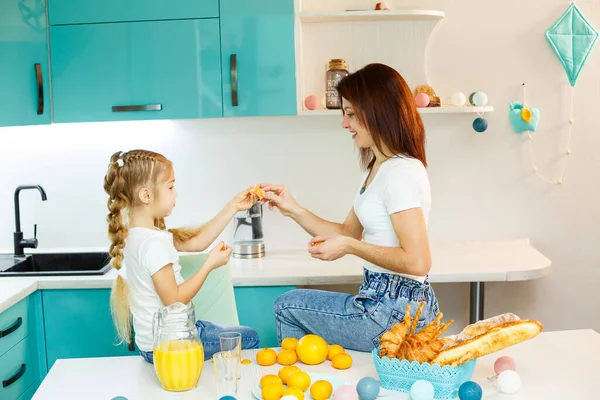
[111,397,128,400]
[356,377,380,400]
[458,381,483,400]
[469,92,488,107]
[410,380,435,400]
[219,397,236,400]
[473,117,488,133]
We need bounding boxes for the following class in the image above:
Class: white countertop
[32,329,600,399]
[0,239,551,313]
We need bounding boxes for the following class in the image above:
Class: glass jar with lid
[325,59,349,109]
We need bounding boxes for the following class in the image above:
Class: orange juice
[154,339,204,391]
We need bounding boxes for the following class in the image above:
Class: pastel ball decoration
[450,91,467,107]
[219,397,236,400]
[458,381,483,400]
[410,380,435,400]
[473,117,488,133]
[281,397,297,400]
[415,92,430,108]
[469,92,488,107]
[304,95,320,110]
[356,377,380,400]
[497,370,522,394]
[494,356,517,374]
[334,385,359,400]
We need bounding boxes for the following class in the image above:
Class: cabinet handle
[2,364,26,388]
[230,54,238,107]
[0,317,22,338]
[112,104,163,112]
[35,63,43,115]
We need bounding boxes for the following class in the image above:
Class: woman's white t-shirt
[353,156,431,282]
[121,227,184,352]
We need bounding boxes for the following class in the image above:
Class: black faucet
[14,185,47,256]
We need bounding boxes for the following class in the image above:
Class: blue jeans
[273,268,439,352]
[140,320,260,363]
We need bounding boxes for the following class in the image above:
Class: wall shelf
[298,106,494,116]
[298,9,445,23]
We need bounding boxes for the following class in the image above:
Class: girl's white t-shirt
[353,156,431,282]
[121,227,184,352]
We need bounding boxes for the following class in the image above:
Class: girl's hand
[230,187,259,212]
[259,183,302,217]
[205,241,232,270]
[307,235,351,261]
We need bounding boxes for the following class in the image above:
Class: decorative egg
[410,380,435,400]
[469,92,488,107]
[333,385,359,400]
[458,381,482,400]
[473,117,488,133]
[356,377,380,400]
[497,370,521,394]
[494,356,517,374]
[415,92,430,108]
[450,91,467,107]
[304,95,320,110]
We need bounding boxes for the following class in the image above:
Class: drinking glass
[213,351,238,398]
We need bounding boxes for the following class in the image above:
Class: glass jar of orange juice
[152,302,204,392]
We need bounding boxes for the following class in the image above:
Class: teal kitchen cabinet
[42,289,137,370]
[0,0,51,127]
[220,0,297,117]
[48,0,219,26]
[0,293,46,400]
[50,19,223,123]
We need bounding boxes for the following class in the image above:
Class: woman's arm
[310,207,431,276]
[260,184,364,239]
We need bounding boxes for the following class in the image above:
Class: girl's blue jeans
[273,268,439,351]
[139,320,259,363]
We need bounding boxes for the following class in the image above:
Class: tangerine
[261,382,284,400]
[327,344,345,361]
[260,374,283,388]
[282,386,305,400]
[296,334,328,365]
[332,353,352,370]
[288,371,311,391]
[310,380,333,400]
[282,337,299,350]
[256,348,277,366]
[278,365,301,385]
[277,348,298,365]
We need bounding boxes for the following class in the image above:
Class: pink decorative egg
[415,93,430,108]
[334,385,359,400]
[494,356,516,375]
[304,95,320,110]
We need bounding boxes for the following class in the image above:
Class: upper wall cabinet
[50,19,223,123]
[0,0,51,127]
[220,0,297,117]
[47,0,219,25]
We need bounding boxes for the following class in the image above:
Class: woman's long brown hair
[337,63,427,170]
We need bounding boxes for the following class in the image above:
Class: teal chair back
[178,253,240,326]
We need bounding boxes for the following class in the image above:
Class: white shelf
[299,10,445,23]
[298,106,494,116]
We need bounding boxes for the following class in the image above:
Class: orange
[260,374,283,388]
[282,337,299,350]
[278,365,301,385]
[277,349,298,365]
[310,380,333,400]
[327,344,345,361]
[257,348,277,366]
[288,371,311,391]
[261,382,284,400]
[331,353,352,370]
[296,334,328,365]
[282,387,305,400]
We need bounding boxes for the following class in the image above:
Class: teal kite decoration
[545,3,599,86]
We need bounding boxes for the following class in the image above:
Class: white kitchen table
[32,329,598,400]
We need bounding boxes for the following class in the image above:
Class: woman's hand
[259,184,302,217]
[307,235,352,261]
[229,187,259,212]
[205,241,232,270]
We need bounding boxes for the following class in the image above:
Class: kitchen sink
[0,252,111,276]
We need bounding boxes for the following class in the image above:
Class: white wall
[1,0,599,335]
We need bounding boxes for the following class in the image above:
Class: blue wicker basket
[371,348,476,399]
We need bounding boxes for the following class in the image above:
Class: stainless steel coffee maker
[232,201,265,259]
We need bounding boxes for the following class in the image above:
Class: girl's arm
[310,208,431,276]
[151,243,232,305]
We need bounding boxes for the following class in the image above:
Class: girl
[262,63,438,352]
[103,149,260,362]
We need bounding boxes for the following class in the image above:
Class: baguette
[432,319,543,367]
[461,313,520,337]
